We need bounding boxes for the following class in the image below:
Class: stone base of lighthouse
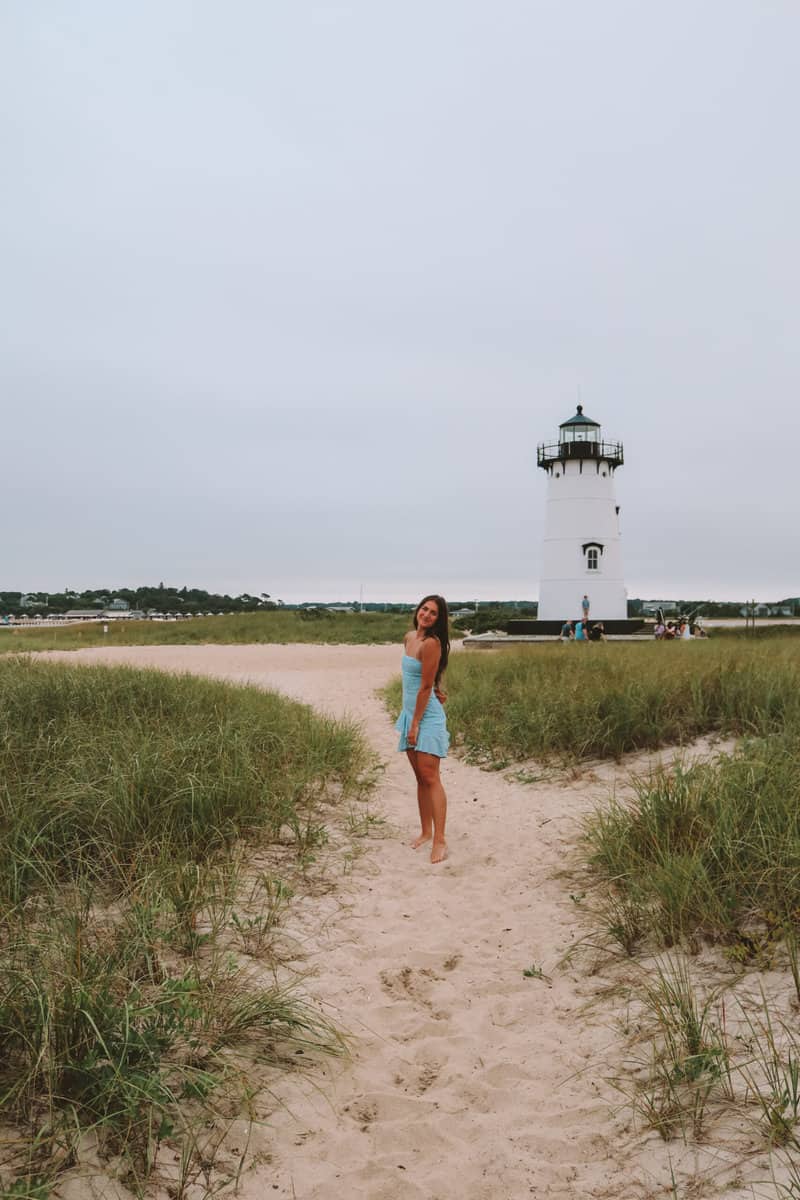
[507,618,646,636]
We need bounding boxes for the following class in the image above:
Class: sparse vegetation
[611,956,800,1173]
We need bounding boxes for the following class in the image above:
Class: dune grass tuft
[585,728,800,949]
[0,655,371,904]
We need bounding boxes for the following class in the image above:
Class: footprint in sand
[344,1099,379,1130]
[392,1061,442,1095]
[416,1060,441,1093]
[379,965,450,1020]
[380,965,426,1000]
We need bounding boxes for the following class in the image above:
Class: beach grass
[0,656,374,1191]
[0,656,373,902]
[0,610,414,652]
[584,726,800,949]
[413,639,800,765]
[563,636,800,1172]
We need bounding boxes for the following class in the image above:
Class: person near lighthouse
[582,594,590,621]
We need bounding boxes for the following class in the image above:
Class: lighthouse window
[587,548,599,571]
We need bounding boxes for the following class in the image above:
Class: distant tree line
[3,589,794,620]
[0,585,277,617]
[450,602,538,634]
[628,598,799,618]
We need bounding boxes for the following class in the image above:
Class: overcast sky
[2,2,798,603]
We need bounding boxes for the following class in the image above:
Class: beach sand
[41,644,772,1200]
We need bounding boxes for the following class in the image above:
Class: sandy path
[41,644,719,1200]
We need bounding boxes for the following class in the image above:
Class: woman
[395,594,450,864]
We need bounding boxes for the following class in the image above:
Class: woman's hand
[408,719,420,746]
[434,684,447,704]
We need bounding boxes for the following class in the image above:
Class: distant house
[327,606,355,613]
[739,603,795,618]
[451,608,476,618]
[107,597,130,611]
[65,610,103,620]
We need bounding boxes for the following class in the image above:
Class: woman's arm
[409,637,441,743]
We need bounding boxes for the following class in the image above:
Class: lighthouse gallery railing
[537,440,624,469]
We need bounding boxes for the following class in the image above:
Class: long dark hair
[413,594,450,683]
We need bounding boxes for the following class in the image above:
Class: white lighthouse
[537,406,627,622]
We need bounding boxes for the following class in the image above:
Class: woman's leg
[405,749,431,847]
[415,752,447,863]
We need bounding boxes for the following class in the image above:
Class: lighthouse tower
[537,406,627,621]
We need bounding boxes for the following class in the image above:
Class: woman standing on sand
[395,594,450,864]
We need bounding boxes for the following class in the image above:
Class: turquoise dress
[395,654,450,758]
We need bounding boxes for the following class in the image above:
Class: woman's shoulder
[421,633,441,657]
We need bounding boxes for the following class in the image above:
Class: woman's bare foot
[411,832,432,849]
[430,841,447,864]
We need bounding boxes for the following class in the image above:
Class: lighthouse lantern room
[537,406,627,622]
